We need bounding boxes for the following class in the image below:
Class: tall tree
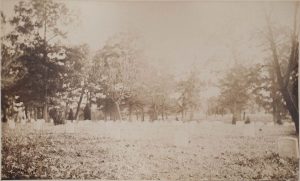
[252,63,288,124]
[2,0,75,121]
[177,67,202,121]
[218,64,251,123]
[265,3,299,133]
[92,33,141,121]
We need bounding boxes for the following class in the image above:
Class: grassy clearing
[1,120,299,180]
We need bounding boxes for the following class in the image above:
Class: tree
[218,63,252,123]
[58,44,90,120]
[252,63,288,124]
[177,67,202,121]
[1,12,27,122]
[92,33,141,121]
[1,0,75,122]
[264,3,299,133]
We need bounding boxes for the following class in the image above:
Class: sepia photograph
[0,0,299,180]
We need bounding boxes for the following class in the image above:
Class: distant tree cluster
[1,0,204,123]
[212,4,299,133]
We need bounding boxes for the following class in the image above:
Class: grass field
[1,119,299,180]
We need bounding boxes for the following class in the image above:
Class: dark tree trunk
[161,103,165,120]
[141,107,145,121]
[115,101,122,121]
[2,106,7,122]
[84,104,91,120]
[128,104,132,121]
[75,87,85,120]
[135,110,139,121]
[154,104,158,121]
[65,102,69,120]
[43,104,48,121]
[104,110,107,121]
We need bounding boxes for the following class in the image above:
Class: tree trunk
[272,101,277,123]
[115,101,122,121]
[43,103,48,121]
[2,106,7,122]
[281,89,298,132]
[189,107,194,121]
[141,107,145,121]
[65,102,69,120]
[136,110,139,121]
[34,107,37,120]
[128,104,132,121]
[75,87,85,120]
[104,110,107,121]
[232,102,237,124]
[24,105,28,119]
[154,104,158,121]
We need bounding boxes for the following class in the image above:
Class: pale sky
[1,0,298,97]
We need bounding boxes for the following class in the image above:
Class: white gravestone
[8,119,16,129]
[278,137,299,158]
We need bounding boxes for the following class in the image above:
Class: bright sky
[1,0,297,98]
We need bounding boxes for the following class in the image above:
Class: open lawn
[1,120,299,180]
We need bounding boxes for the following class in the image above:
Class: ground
[1,119,299,180]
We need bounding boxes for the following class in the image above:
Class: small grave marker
[278,137,299,158]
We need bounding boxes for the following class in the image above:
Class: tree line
[1,0,298,133]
